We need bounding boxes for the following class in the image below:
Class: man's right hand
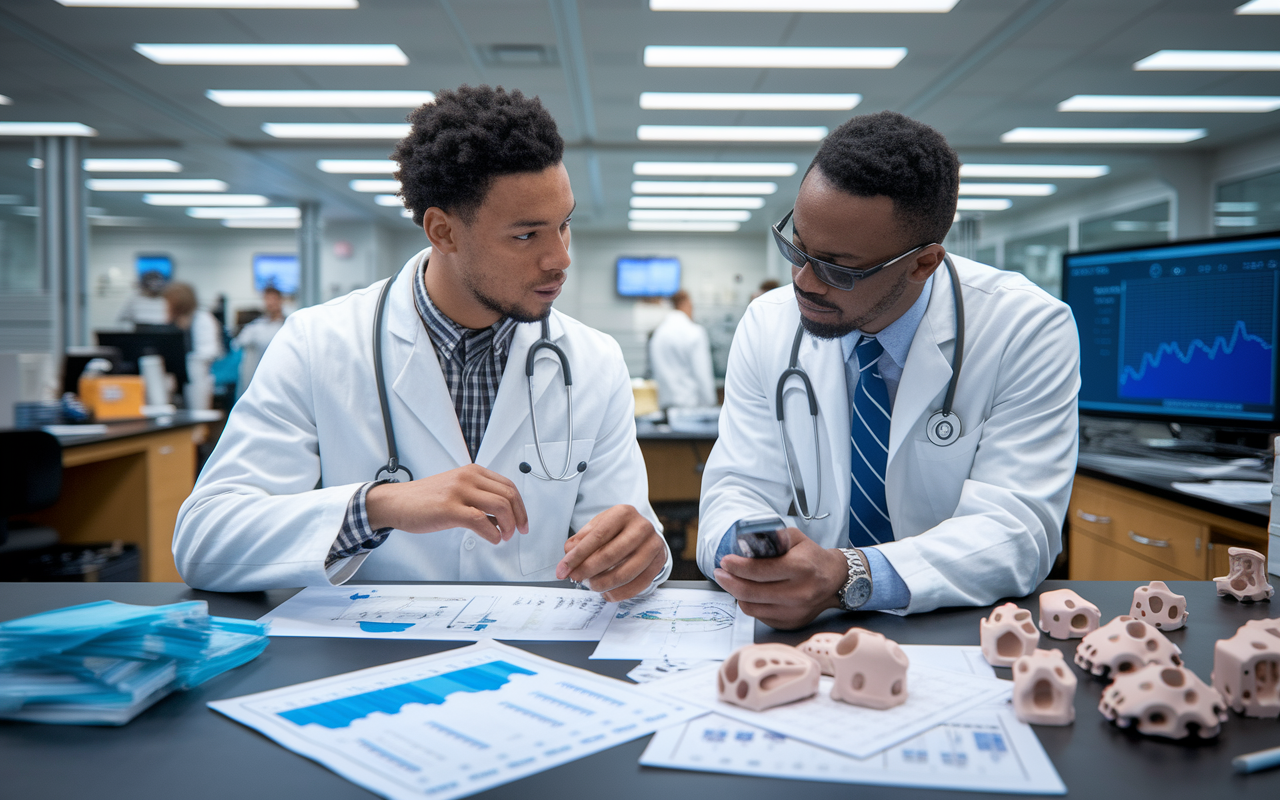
[365,464,529,543]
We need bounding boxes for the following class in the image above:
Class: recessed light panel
[88,179,227,191]
[350,180,400,193]
[223,219,303,228]
[1058,95,1280,112]
[959,164,1109,179]
[317,159,398,173]
[187,207,299,219]
[0,95,12,106]
[62,0,355,6]
[84,159,182,172]
[629,209,752,221]
[650,1,957,11]
[630,196,765,209]
[959,183,1056,196]
[1236,0,1280,14]
[643,46,905,69]
[639,92,860,110]
[638,125,827,141]
[264,123,410,139]
[1134,51,1280,71]
[0,122,97,136]
[633,162,797,176]
[374,195,403,207]
[144,194,267,206]
[628,221,741,232]
[632,181,778,195]
[956,199,1012,211]
[1000,128,1205,143]
[134,44,408,66]
[208,90,433,107]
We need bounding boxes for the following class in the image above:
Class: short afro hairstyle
[392,85,564,226]
[806,111,959,247]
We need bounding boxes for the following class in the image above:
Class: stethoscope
[371,273,587,484]
[777,254,966,521]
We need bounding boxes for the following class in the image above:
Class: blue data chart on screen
[1064,236,1279,422]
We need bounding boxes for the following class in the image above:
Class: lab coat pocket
[518,439,594,576]
[911,421,984,521]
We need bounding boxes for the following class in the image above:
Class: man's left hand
[714,528,849,630]
[556,505,667,602]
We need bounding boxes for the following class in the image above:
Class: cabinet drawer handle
[1128,531,1170,549]
[1076,509,1111,524]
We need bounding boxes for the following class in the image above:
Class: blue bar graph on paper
[278,660,536,729]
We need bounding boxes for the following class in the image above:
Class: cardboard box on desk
[78,375,145,421]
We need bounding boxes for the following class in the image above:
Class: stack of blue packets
[0,600,268,725]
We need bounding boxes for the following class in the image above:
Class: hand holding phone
[734,516,789,558]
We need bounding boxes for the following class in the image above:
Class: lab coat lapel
[473,314,563,467]
[888,266,957,466]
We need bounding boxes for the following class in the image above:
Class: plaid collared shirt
[327,264,519,566]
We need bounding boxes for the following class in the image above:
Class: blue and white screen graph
[1063,234,1279,423]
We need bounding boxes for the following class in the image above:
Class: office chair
[0,430,63,552]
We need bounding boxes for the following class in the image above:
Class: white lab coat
[649,309,716,409]
[175,248,671,592]
[698,256,1080,614]
[233,314,285,397]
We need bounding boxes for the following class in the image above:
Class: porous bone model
[1075,616,1182,679]
[1038,588,1101,640]
[980,602,1040,667]
[828,627,910,710]
[717,643,820,712]
[1011,648,1077,726]
[797,631,842,676]
[1212,617,1280,718]
[1214,547,1275,602]
[1099,664,1227,740]
[1130,581,1189,631]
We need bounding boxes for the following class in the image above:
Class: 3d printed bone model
[717,643,820,712]
[1075,616,1183,678]
[797,631,844,676]
[1130,581,1189,631]
[1038,588,1101,640]
[1099,664,1228,740]
[1212,618,1280,718]
[828,628,910,710]
[1011,649,1078,726]
[980,603,1040,667]
[1214,547,1275,602]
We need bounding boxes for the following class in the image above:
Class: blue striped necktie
[849,336,893,547]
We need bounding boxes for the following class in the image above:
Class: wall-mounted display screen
[135,254,173,279]
[253,254,300,295]
[617,256,680,297]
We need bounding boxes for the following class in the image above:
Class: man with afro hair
[176,85,671,597]
[698,111,1080,627]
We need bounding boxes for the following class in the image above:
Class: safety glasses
[771,208,933,291]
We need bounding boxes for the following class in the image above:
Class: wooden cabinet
[1068,474,1268,581]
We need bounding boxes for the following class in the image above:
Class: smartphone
[735,516,788,558]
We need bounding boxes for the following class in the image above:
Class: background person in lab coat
[174,85,670,598]
[649,289,716,410]
[698,111,1080,628]
[233,285,286,398]
[163,281,223,410]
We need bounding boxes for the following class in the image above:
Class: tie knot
[856,336,884,361]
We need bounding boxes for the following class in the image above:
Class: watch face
[843,577,872,610]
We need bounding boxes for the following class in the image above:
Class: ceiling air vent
[478,44,559,67]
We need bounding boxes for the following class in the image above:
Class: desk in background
[636,419,716,570]
[2,579,1279,799]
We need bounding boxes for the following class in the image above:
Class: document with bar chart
[209,641,701,800]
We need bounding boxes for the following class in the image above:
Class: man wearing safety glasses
[698,111,1081,629]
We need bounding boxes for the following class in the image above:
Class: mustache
[793,284,840,311]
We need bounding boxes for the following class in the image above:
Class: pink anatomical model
[1214,547,1274,602]
[1099,664,1227,740]
[797,631,843,676]
[1075,616,1182,678]
[1012,649,1077,726]
[1038,588,1101,640]
[829,628,910,710]
[1212,617,1280,718]
[980,602,1040,667]
[1130,581,1188,631]
[717,643,820,712]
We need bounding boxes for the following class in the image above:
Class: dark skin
[713,166,949,630]
[366,163,667,602]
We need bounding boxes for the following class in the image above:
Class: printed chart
[591,587,755,661]
[209,641,701,800]
[258,585,616,641]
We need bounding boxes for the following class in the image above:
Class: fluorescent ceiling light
[401,209,413,218]
[350,179,400,193]
[650,1,956,11]
[959,163,1109,179]
[638,125,827,141]
[375,195,403,207]
[643,46,906,69]
[1000,128,1205,143]
[83,158,182,172]
[1134,51,1280,71]
[1216,201,1259,212]
[1059,95,1280,113]
[88,178,227,191]
[632,180,777,195]
[1237,0,1280,12]
[639,92,860,110]
[134,44,407,66]
[207,90,433,107]
[956,199,1012,211]
[263,123,410,139]
[629,209,752,221]
[629,221,741,232]
[0,122,97,136]
[222,218,303,228]
[959,183,1056,196]
[187,207,299,219]
[0,95,11,106]
[61,0,355,6]
[1216,216,1258,226]
[630,196,765,209]
[317,159,397,173]
[634,161,796,176]
[144,193,267,206]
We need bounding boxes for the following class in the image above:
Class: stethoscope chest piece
[926,410,962,447]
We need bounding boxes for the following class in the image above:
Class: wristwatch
[837,548,873,611]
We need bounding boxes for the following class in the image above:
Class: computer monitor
[135,254,172,280]
[1061,230,1280,430]
[253,254,300,295]
[617,256,681,297]
[96,329,189,388]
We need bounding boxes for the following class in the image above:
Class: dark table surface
[39,410,224,447]
[3,579,1279,799]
